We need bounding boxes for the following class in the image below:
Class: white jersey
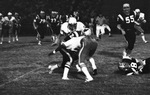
[138,13,145,20]
[3,16,15,22]
[60,21,85,35]
[135,12,146,24]
[63,36,85,51]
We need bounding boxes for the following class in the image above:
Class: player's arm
[117,14,126,35]
[117,24,126,35]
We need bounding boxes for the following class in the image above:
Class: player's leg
[0,30,3,44]
[78,41,93,82]
[48,49,69,74]
[96,25,100,40]
[38,26,45,45]
[61,49,73,80]
[48,46,70,74]
[141,32,148,43]
[134,25,147,43]
[124,32,136,57]
[105,24,112,37]
[12,28,16,42]
[15,28,19,41]
[100,25,105,35]
[89,57,97,75]
[8,27,13,43]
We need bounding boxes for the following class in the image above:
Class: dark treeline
[0,0,149,35]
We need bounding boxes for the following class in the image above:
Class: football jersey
[117,11,136,30]
[33,15,48,26]
[63,36,85,51]
[135,12,146,24]
[3,16,15,22]
[60,21,85,37]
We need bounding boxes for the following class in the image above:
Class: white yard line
[0,66,44,88]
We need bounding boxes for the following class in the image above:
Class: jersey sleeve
[117,14,124,24]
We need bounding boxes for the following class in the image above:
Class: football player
[0,13,4,44]
[48,17,98,82]
[50,11,61,46]
[33,11,50,45]
[117,3,137,57]
[118,56,150,75]
[2,12,15,43]
[134,9,148,43]
[13,12,21,42]
[95,14,110,40]
[48,35,98,82]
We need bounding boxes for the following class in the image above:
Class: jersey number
[125,15,135,23]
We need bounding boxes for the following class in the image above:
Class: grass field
[0,34,150,95]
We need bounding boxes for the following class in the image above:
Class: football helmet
[0,13,2,16]
[15,12,19,16]
[68,17,77,31]
[40,11,45,18]
[118,56,139,74]
[135,9,140,13]
[118,58,132,72]
[8,12,12,16]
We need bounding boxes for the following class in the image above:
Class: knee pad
[78,62,86,68]
[65,62,71,69]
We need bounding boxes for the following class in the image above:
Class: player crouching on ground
[118,55,150,76]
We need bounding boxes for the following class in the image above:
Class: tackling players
[48,17,98,82]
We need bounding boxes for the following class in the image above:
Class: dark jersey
[34,15,49,26]
[50,16,60,26]
[117,11,136,31]
[119,57,150,74]
[140,58,150,73]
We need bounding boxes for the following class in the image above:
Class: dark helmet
[118,56,138,73]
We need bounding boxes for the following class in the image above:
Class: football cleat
[85,77,93,83]
[8,40,11,43]
[93,69,97,75]
[48,65,55,74]
[38,41,41,45]
[144,41,148,43]
[62,77,70,80]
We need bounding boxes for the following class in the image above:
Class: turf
[0,34,150,95]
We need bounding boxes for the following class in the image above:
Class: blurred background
[0,0,149,36]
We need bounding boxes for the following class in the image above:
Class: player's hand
[121,30,126,35]
[34,26,38,30]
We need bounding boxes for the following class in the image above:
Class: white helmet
[68,17,77,24]
[40,11,45,14]
[8,12,12,16]
[135,9,140,13]
[68,17,77,31]
[0,13,2,16]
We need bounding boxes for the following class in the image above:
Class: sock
[141,35,146,42]
[62,67,69,79]
[81,66,92,79]
[89,58,97,70]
